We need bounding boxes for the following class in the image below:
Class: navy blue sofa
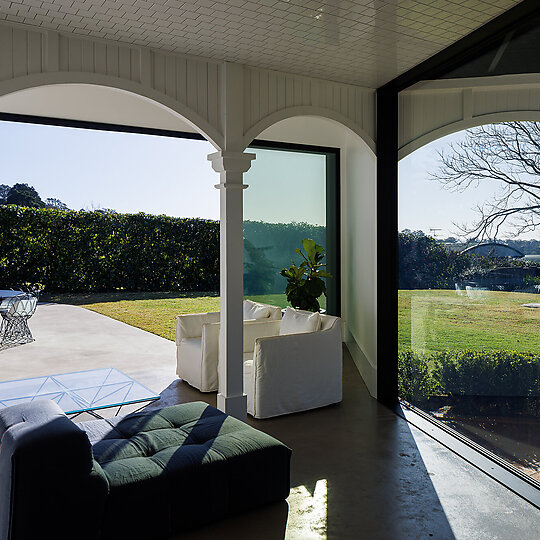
[0,400,291,540]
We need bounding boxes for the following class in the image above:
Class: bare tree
[432,121,540,241]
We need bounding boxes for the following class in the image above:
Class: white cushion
[243,299,272,320]
[279,307,321,335]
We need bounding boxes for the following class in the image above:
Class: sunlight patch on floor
[286,479,328,539]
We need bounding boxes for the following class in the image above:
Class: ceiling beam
[379,0,540,93]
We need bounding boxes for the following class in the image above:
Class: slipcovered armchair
[176,300,281,392]
[243,310,342,419]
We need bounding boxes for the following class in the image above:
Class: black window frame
[376,0,540,508]
[247,139,341,317]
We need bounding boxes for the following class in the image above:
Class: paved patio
[0,302,177,400]
[0,303,538,539]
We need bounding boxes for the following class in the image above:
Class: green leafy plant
[398,350,439,403]
[280,238,332,312]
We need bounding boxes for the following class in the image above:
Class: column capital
[207,151,256,174]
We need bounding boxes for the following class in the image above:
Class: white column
[208,150,255,421]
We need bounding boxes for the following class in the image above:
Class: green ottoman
[0,400,291,540]
[81,401,292,539]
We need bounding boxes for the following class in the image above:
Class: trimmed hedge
[243,220,325,294]
[436,350,540,398]
[397,350,440,403]
[0,206,219,292]
[0,206,326,294]
[398,349,540,402]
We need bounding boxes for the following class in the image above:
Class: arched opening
[0,83,203,136]
[398,120,540,481]
[246,115,378,396]
[399,111,540,161]
[0,82,225,404]
[0,75,223,148]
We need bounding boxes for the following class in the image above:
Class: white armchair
[243,313,342,419]
[176,301,281,392]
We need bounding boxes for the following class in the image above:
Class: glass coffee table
[0,368,160,418]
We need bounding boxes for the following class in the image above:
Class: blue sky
[0,121,326,226]
[0,122,219,218]
[0,120,537,239]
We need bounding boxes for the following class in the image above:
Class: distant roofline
[460,242,525,257]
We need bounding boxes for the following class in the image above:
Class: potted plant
[280,238,332,312]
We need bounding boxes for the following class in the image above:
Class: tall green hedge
[0,206,219,292]
[0,206,327,294]
[243,220,325,294]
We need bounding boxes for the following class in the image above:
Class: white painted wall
[342,132,377,396]
[257,116,378,397]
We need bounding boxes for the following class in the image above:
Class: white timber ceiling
[0,0,522,88]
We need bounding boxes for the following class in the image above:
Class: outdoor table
[0,290,24,309]
[0,368,160,418]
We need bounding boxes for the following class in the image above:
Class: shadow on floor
[153,355,456,539]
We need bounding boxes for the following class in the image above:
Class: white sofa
[243,311,342,419]
[176,301,282,392]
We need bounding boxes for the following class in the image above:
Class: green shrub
[398,351,439,402]
[434,350,540,397]
[399,349,540,401]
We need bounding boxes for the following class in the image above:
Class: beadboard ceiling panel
[0,1,521,88]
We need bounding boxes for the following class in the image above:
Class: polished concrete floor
[1,304,538,539]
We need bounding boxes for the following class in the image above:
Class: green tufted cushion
[80,401,291,540]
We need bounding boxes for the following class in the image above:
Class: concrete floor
[1,304,538,539]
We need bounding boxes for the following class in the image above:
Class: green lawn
[399,289,540,354]
[46,289,538,352]
[46,291,289,342]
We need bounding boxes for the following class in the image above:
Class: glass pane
[243,147,327,310]
[398,123,540,483]
[0,368,159,413]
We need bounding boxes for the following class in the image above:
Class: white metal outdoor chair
[0,293,39,349]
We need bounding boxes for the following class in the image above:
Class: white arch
[243,105,376,153]
[0,72,224,149]
[249,113,378,396]
[399,110,540,160]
